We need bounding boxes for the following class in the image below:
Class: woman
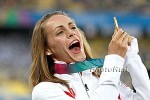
[29,11,150,100]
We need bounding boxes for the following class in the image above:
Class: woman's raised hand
[108,28,132,58]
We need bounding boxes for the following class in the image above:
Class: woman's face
[45,15,86,63]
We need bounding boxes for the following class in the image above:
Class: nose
[67,30,75,38]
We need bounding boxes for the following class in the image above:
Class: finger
[112,29,117,38]
[112,28,123,40]
[122,34,130,46]
[128,35,132,46]
[118,31,127,42]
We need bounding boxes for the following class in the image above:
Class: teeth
[71,40,78,46]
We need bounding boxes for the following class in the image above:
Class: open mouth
[69,40,81,54]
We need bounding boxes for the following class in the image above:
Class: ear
[45,48,52,55]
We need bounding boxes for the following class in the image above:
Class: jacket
[32,38,150,100]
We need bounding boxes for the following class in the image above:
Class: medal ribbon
[54,58,104,74]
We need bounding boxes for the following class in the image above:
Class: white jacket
[32,39,150,100]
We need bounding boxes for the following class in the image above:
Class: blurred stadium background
[0,0,150,100]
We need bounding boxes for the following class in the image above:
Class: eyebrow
[68,22,74,25]
[53,22,75,31]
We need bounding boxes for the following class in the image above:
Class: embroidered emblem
[64,88,75,99]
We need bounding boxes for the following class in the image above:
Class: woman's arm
[90,54,124,100]
[125,38,150,100]
[90,28,129,100]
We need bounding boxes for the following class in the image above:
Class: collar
[54,61,75,64]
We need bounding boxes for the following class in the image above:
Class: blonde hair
[29,11,93,89]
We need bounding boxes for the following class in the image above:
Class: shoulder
[33,82,58,91]
[32,82,65,100]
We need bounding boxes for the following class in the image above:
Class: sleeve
[90,55,125,100]
[124,38,150,100]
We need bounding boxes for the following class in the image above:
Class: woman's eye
[57,31,63,35]
[71,26,76,29]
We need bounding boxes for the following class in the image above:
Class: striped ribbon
[54,58,104,74]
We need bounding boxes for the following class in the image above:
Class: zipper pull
[84,84,89,91]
